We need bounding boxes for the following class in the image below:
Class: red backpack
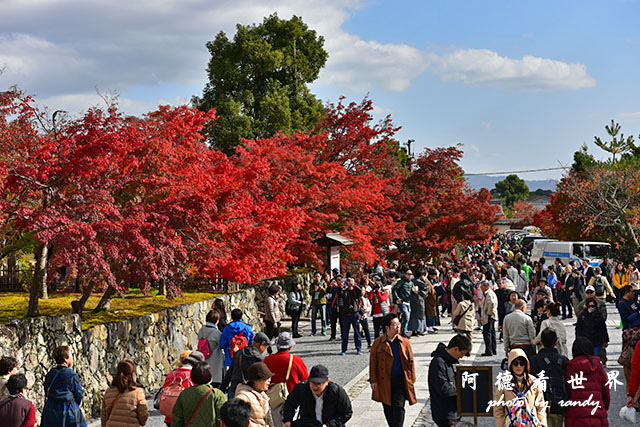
[229,332,248,359]
[159,373,192,417]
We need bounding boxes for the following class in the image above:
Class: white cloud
[38,92,193,118]
[618,112,640,120]
[482,121,494,130]
[425,48,596,90]
[371,104,392,116]
[0,0,597,116]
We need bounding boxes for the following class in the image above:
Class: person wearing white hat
[575,286,607,320]
[263,333,309,427]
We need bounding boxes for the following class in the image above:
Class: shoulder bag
[107,392,123,422]
[185,387,213,427]
[266,354,293,408]
[453,303,472,326]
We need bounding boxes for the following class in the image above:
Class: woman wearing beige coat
[453,293,475,339]
[493,349,546,427]
[101,360,148,427]
[235,362,274,427]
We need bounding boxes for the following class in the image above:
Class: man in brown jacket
[369,313,417,427]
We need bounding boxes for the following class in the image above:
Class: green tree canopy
[494,174,529,206]
[593,120,638,163]
[193,14,328,154]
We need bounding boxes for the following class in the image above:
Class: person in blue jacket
[617,285,640,330]
[220,308,255,366]
[41,346,86,427]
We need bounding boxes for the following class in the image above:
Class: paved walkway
[344,316,473,427]
[89,304,629,426]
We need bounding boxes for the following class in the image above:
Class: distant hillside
[466,175,557,192]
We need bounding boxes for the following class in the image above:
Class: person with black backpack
[529,329,569,427]
[340,278,363,355]
[587,266,615,301]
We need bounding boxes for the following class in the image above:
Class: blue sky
[1,0,639,182]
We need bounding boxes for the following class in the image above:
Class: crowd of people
[0,298,356,427]
[418,235,640,427]
[4,234,640,427]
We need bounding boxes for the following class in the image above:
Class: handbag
[618,344,634,367]
[453,303,472,326]
[153,387,163,410]
[266,354,293,408]
[506,382,541,427]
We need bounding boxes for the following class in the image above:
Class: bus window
[585,244,610,258]
[572,244,584,258]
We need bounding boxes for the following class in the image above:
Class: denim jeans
[359,317,372,346]
[594,345,602,357]
[311,304,326,335]
[398,303,411,335]
[341,313,362,353]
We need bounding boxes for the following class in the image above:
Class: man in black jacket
[283,365,352,427]
[428,335,471,427]
[221,332,269,397]
[529,329,569,427]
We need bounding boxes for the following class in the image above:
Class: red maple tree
[235,98,405,267]
[0,90,302,315]
[395,145,498,260]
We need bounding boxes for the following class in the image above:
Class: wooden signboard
[456,365,493,425]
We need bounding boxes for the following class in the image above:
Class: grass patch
[0,290,221,329]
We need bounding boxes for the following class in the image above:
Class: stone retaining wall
[0,271,314,420]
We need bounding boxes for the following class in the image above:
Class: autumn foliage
[235,98,404,266]
[0,89,301,308]
[547,168,640,248]
[1,89,499,315]
[395,146,498,260]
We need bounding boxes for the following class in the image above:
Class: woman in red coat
[565,336,610,426]
[625,339,640,407]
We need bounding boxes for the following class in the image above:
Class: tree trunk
[71,281,95,315]
[158,279,167,296]
[93,286,117,313]
[27,242,49,317]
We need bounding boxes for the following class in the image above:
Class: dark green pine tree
[193,14,328,154]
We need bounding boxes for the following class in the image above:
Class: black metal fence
[0,267,26,291]
[190,273,255,293]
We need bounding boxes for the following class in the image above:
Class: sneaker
[321,332,327,336]
[357,350,363,355]
[310,333,316,336]
[341,352,346,356]
[427,330,437,334]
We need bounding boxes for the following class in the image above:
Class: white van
[530,241,611,266]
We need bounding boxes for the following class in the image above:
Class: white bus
[530,241,611,266]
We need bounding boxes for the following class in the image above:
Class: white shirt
[312,390,325,423]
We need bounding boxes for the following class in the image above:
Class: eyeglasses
[512,359,526,367]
